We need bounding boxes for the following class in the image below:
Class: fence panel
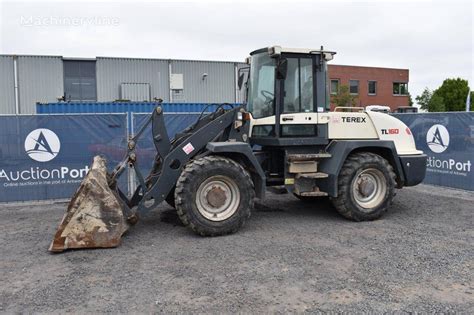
[0,114,128,202]
[393,112,473,191]
[2,111,471,203]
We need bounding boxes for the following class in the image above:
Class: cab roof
[250,46,336,57]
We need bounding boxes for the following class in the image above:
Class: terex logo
[24,129,61,162]
[426,124,449,153]
[342,117,366,123]
[381,128,399,135]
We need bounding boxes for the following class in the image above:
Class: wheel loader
[49,46,427,252]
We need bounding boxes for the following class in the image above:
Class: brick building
[328,65,409,111]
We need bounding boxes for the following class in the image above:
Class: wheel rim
[196,175,240,221]
[352,168,386,210]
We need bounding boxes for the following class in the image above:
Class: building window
[368,81,377,95]
[64,60,97,101]
[349,80,359,94]
[330,79,339,95]
[393,82,408,96]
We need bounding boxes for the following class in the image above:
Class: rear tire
[175,156,254,236]
[331,152,396,221]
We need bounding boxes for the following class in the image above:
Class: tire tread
[175,156,254,236]
[331,152,396,221]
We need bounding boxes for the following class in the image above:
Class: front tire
[175,156,254,236]
[331,152,396,221]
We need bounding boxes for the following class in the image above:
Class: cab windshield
[247,53,275,118]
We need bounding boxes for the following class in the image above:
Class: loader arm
[133,106,242,213]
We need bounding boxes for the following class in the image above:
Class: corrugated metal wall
[0,56,16,114]
[1,55,246,114]
[171,60,235,103]
[120,83,151,101]
[96,57,169,102]
[17,56,64,114]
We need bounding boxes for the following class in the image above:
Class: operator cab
[242,46,336,146]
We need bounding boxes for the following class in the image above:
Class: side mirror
[238,73,245,90]
[276,58,288,80]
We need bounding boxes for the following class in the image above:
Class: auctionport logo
[424,124,471,175]
[24,129,61,162]
[1,128,90,187]
[426,124,449,153]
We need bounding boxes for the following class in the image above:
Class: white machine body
[249,110,421,156]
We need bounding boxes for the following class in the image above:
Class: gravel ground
[0,184,473,313]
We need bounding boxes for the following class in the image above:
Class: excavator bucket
[49,156,130,252]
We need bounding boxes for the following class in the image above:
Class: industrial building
[0,54,409,114]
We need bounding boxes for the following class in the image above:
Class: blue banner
[2,112,471,202]
[393,112,474,191]
[0,114,128,202]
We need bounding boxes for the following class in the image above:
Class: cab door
[279,54,320,137]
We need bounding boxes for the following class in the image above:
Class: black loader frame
[109,102,265,221]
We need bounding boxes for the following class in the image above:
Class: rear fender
[318,140,406,196]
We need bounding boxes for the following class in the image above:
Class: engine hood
[366,111,423,155]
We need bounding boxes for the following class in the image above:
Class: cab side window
[300,58,313,112]
[283,58,299,113]
[283,57,314,113]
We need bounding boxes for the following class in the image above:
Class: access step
[299,191,329,197]
[287,153,332,162]
[295,172,329,179]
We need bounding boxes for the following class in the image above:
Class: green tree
[428,93,445,112]
[331,85,358,107]
[434,78,470,111]
[416,88,432,111]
